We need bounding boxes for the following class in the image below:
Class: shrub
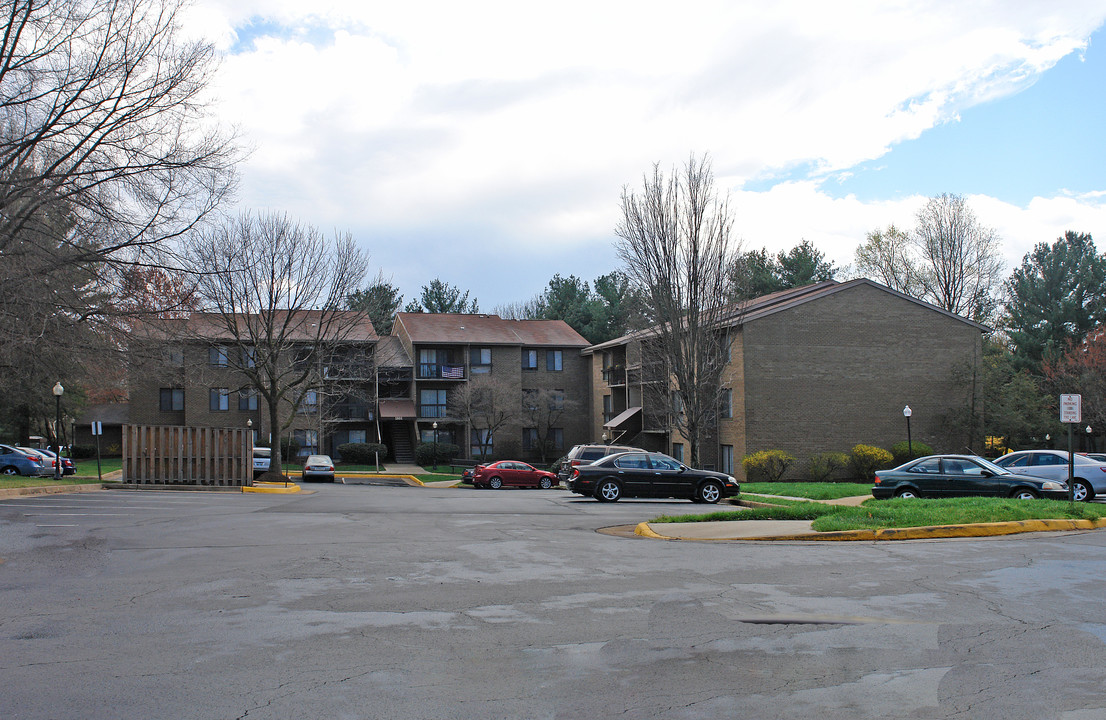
[742,449,796,482]
[850,444,894,481]
[69,444,97,459]
[337,442,388,464]
[415,442,460,467]
[890,440,934,465]
[806,451,850,482]
[280,438,300,459]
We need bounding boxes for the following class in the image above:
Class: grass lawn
[742,482,871,500]
[653,495,1106,532]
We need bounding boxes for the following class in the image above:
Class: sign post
[91,421,103,482]
[1060,394,1082,503]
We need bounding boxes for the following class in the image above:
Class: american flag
[442,365,464,379]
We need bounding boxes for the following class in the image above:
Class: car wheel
[489,477,503,489]
[895,488,919,499]
[698,480,723,504]
[1012,488,1038,500]
[539,477,552,489]
[596,479,621,502]
[1073,480,1093,502]
[1,466,19,475]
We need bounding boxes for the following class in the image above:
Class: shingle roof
[583,278,989,353]
[394,313,590,347]
[145,310,378,343]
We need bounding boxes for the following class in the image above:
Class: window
[471,428,493,457]
[241,347,256,368]
[909,458,942,473]
[546,350,563,371]
[159,388,184,411]
[209,388,230,412]
[348,429,367,445]
[603,395,613,423]
[238,390,259,411]
[614,453,650,470]
[651,454,682,470]
[208,345,229,367]
[471,347,492,374]
[294,429,318,456]
[522,427,538,451]
[720,445,734,475]
[720,389,732,419]
[164,348,184,366]
[420,389,448,418]
[297,390,318,414]
[671,391,684,415]
[550,390,564,411]
[551,427,564,451]
[522,349,538,370]
[523,389,539,411]
[672,443,684,462]
[1035,453,1064,466]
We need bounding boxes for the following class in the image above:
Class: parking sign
[1060,394,1082,423]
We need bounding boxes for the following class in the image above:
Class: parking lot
[4,482,1106,719]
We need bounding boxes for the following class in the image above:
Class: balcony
[602,366,626,386]
[419,404,449,418]
[331,403,373,421]
[418,363,466,380]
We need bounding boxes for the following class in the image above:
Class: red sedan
[472,461,558,489]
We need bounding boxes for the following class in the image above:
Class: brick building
[128,312,379,460]
[389,313,592,463]
[129,312,592,465]
[584,279,986,478]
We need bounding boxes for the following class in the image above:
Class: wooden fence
[123,425,252,486]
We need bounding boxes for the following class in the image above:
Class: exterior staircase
[390,423,415,464]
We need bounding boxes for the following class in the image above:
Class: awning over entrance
[380,399,417,420]
[603,406,642,431]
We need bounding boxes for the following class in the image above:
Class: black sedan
[568,451,739,503]
[872,455,1069,500]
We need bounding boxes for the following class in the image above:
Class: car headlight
[727,476,737,485]
[1042,481,1064,491]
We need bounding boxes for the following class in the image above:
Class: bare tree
[614,154,738,467]
[0,0,238,418]
[854,195,1003,322]
[180,211,371,476]
[520,387,578,463]
[449,373,520,460]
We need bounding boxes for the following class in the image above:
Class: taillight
[873,474,882,485]
[572,468,580,478]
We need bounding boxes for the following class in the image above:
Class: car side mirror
[980,470,994,478]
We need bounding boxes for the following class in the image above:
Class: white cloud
[182,0,1106,307]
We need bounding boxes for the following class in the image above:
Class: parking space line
[24,513,133,517]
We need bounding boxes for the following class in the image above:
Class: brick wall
[740,283,981,475]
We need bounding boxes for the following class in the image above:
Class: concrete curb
[243,482,302,494]
[0,483,106,499]
[636,516,1106,542]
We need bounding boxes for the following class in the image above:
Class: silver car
[301,454,335,482]
[993,450,1106,502]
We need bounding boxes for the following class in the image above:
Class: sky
[182,0,1106,312]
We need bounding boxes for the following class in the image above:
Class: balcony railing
[420,404,449,418]
[602,367,626,386]
[332,403,372,420]
[418,363,466,380]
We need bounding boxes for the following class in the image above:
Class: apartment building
[390,313,592,463]
[585,279,987,477]
[129,311,592,465]
[128,311,379,459]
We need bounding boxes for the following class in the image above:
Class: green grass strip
[742,482,871,499]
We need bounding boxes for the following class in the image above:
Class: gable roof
[584,278,989,353]
[143,310,378,343]
[393,313,590,347]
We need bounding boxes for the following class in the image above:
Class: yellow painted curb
[639,516,1106,542]
[243,482,302,494]
[340,474,424,486]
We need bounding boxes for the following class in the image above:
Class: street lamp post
[1087,425,1094,453]
[52,382,64,480]
[432,421,439,472]
[903,405,913,459]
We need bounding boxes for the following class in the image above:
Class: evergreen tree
[1003,231,1106,374]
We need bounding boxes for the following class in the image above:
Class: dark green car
[872,454,1069,500]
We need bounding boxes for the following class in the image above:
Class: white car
[252,447,271,478]
[992,450,1106,502]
